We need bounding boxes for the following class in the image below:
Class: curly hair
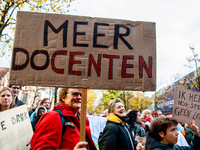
[150,116,178,141]
[0,87,15,110]
[127,110,139,128]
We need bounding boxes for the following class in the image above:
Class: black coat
[145,132,200,150]
[15,96,24,106]
[99,114,136,150]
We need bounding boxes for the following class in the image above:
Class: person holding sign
[145,116,200,150]
[98,98,138,150]
[30,88,96,150]
[0,87,16,112]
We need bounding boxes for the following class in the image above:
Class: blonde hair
[0,87,15,110]
[108,98,123,113]
[142,109,152,118]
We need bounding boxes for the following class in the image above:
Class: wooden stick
[80,88,87,143]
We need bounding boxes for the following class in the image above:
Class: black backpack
[98,122,113,150]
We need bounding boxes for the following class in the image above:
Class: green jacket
[185,128,194,145]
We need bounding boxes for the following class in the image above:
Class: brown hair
[58,88,69,103]
[0,87,15,110]
[150,116,178,141]
[9,84,22,89]
[39,98,50,105]
[108,98,123,113]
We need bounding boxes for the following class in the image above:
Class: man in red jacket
[30,88,96,150]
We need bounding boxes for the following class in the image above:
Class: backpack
[98,122,113,150]
[28,110,75,150]
[54,110,76,135]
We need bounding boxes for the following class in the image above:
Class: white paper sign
[0,105,33,150]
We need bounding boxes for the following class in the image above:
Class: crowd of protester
[0,85,200,150]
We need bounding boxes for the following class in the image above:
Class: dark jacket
[99,113,136,150]
[30,102,96,150]
[145,132,200,150]
[15,96,24,106]
[29,108,36,117]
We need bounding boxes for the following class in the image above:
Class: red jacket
[30,102,96,150]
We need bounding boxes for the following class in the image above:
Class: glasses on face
[71,92,82,97]
[12,87,20,90]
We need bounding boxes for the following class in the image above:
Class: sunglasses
[71,92,82,97]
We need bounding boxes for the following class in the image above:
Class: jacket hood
[146,132,174,150]
[107,113,125,123]
[35,106,47,117]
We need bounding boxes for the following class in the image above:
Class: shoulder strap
[54,110,67,136]
[54,110,76,136]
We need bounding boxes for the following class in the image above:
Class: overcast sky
[1,0,200,92]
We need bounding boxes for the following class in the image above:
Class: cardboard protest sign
[137,137,146,147]
[10,11,156,91]
[173,87,200,126]
[0,105,33,150]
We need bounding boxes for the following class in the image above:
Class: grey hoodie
[35,106,47,117]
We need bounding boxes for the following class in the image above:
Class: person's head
[156,110,162,117]
[150,116,179,144]
[142,109,152,119]
[92,112,97,116]
[104,109,108,117]
[35,106,47,118]
[0,87,15,111]
[9,85,21,97]
[59,88,82,115]
[184,123,189,129]
[108,98,126,117]
[40,98,50,110]
[127,110,142,126]
[99,111,105,117]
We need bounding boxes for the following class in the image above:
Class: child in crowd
[31,106,47,132]
[145,116,200,150]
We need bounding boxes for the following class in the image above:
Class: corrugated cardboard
[173,87,200,126]
[10,11,156,91]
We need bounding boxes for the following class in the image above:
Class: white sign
[87,115,107,147]
[157,100,174,108]
[0,105,33,150]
